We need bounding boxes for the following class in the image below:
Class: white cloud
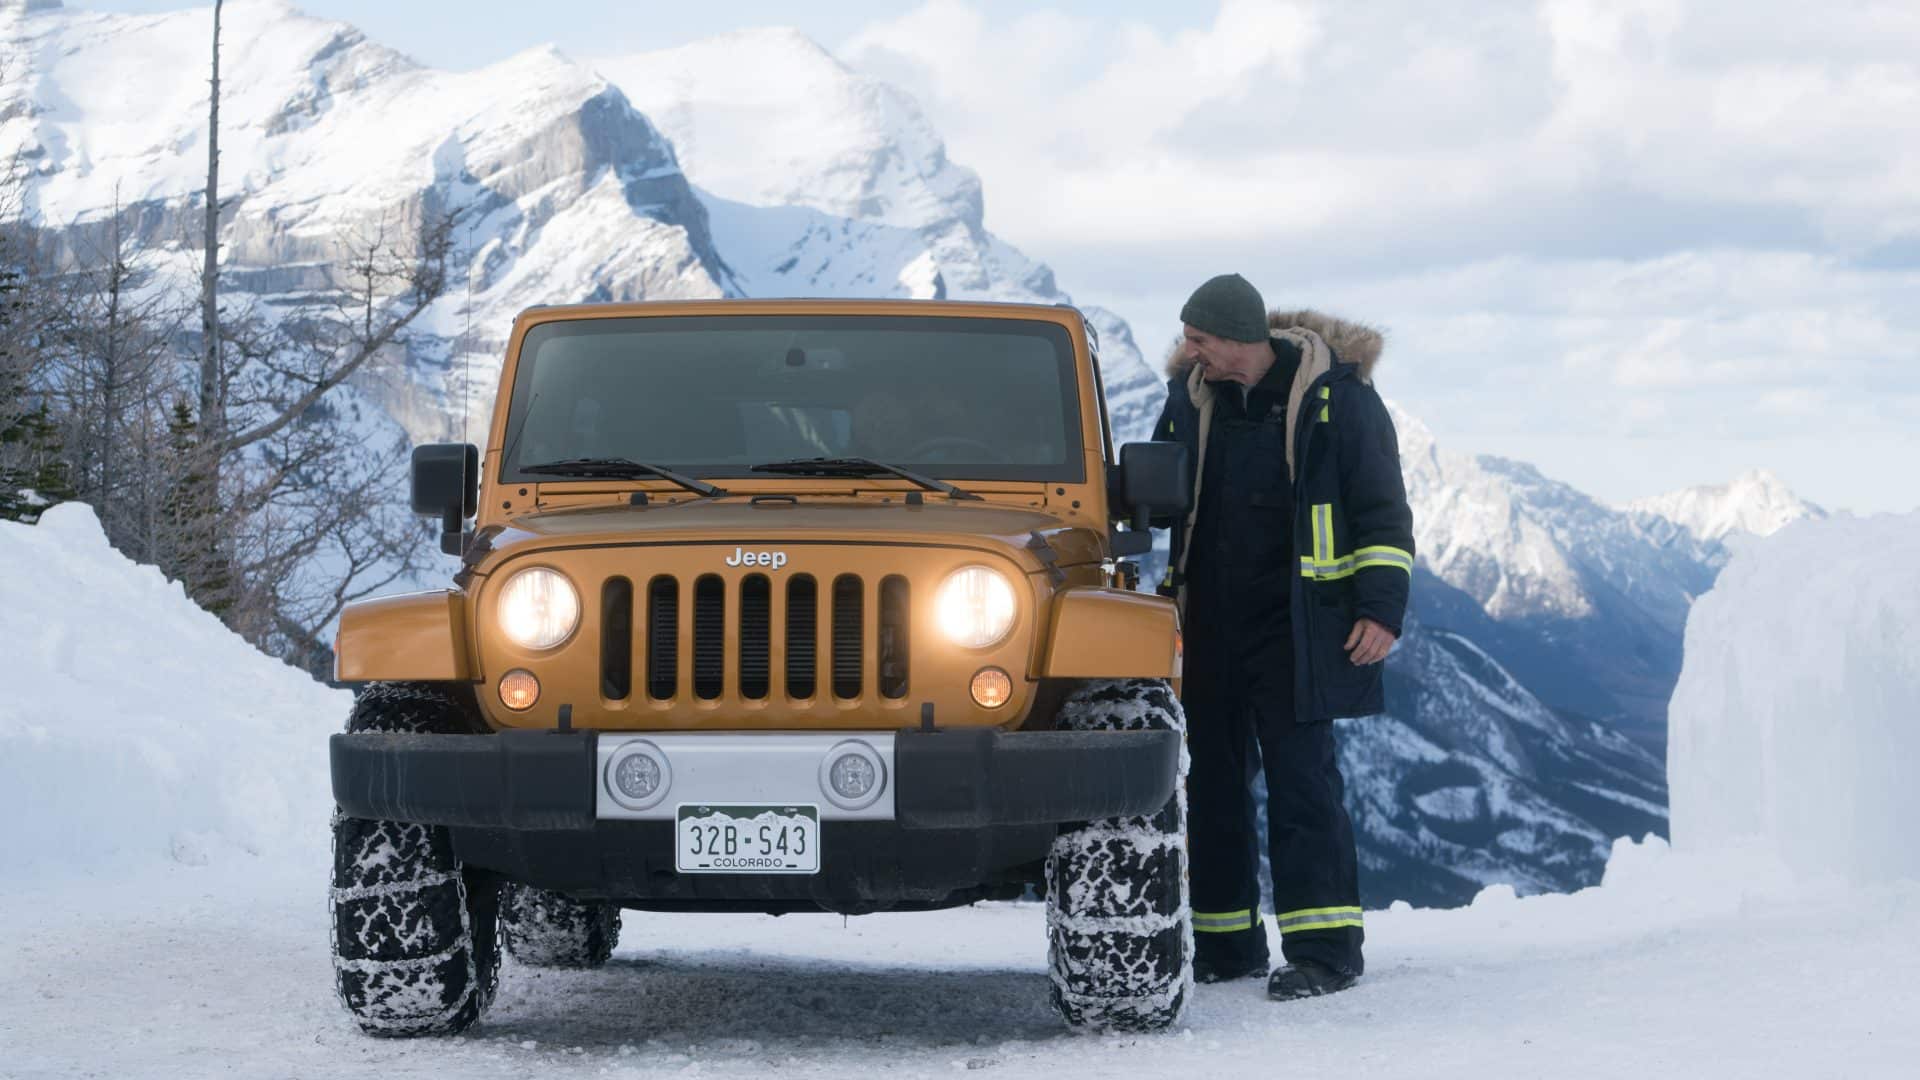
[837,0,1920,513]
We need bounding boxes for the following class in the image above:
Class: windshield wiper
[520,457,731,498]
[749,457,983,501]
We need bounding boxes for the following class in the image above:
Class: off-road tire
[330,682,501,1037]
[1045,678,1193,1032]
[501,884,621,969]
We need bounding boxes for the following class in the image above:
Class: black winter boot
[1266,960,1358,1001]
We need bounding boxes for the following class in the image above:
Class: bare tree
[44,193,184,543]
[174,0,454,673]
[1,8,458,676]
[198,0,223,451]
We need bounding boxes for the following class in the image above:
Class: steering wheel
[902,435,1010,463]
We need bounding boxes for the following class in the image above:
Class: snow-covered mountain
[592,28,1164,443]
[1344,608,1668,904]
[0,0,1171,458]
[1624,468,1827,545]
[2,0,1824,908]
[0,1,1162,447]
[1343,418,1828,902]
[1335,410,1820,903]
[1389,404,1726,755]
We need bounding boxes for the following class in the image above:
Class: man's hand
[1344,617,1398,666]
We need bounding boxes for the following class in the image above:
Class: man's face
[1183,325,1269,386]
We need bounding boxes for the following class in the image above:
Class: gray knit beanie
[1179,273,1268,343]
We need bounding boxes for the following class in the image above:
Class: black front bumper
[328,727,1180,910]
[329,727,1179,832]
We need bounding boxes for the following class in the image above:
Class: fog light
[614,753,661,801]
[605,741,671,811]
[499,669,540,711]
[970,667,1012,708]
[830,754,875,799]
[819,740,886,811]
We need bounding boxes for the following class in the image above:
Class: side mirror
[1120,442,1192,516]
[411,443,479,556]
[1109,442,1191,557]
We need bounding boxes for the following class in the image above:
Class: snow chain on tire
[330,682,501,1037]
[1045,678,1193,1032]
[501,884,622,969]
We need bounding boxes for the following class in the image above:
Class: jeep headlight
[936,565,1017,648]
[497,567,580,650]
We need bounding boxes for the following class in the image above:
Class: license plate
[675,804,820,874]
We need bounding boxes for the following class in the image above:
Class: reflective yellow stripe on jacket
[1300,502,1413,581]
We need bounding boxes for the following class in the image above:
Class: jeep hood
[469,499,1104,575]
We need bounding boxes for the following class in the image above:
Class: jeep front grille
[692,575,726,700]
[878,576,910,699]
[785,575,817,700]
[831,574,863,699]
[607,570,910,705]
[739,574,771,700]
[601,577,633,701]
[646,575,678,701]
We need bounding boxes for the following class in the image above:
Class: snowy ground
[6,505,1919,1077]
[5,840,1916,1079]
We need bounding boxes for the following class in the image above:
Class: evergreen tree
[0,402,75,523]
[160,399,234,618]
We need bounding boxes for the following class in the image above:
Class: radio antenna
[459,236,475,448]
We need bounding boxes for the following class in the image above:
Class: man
[1152,273,1414,1001]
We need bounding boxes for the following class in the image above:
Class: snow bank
[0,505,349,879]
[1668,510,1920,883]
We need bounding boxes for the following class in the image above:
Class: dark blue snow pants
[1184,658,1366,977]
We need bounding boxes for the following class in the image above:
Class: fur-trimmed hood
[1165,309,1385,382]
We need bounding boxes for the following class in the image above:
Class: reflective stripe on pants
[1193,909,1257,934]
[1276,905,1364,934]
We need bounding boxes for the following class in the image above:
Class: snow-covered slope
[0,503,348,880]
[1625,467,1827,545]
[1669,510,1920,883]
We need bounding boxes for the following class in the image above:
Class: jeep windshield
[499,314,1084,484]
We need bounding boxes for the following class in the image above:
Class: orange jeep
[327,300,1194,1036]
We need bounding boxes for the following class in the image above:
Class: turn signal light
[499,669,540,711]
[970,667,1012,709]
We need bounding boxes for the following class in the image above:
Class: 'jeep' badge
[725,547,788,570]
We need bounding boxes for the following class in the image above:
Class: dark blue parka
[1154,314,1415,723]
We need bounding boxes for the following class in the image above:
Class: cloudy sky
[90,0,1920,514]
